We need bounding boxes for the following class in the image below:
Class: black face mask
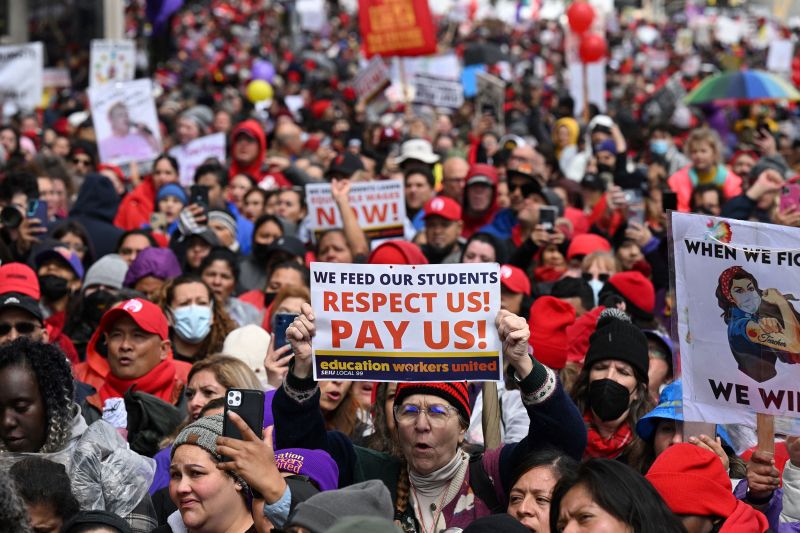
[39,275,70,301]
[252,242,272,264]
[83,290,116,325]
[264,291,278,306]
[588,378,632,422]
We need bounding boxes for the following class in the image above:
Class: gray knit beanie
[172,413,225,460]
[180,105,213,134]
[287,480,393,533]
[82,254,128,292]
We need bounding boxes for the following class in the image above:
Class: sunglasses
[582,272,610,283]
[0,321,39,336]
[509,182,540,197]
[73,158,91,166]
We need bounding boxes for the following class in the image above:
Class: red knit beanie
[368,241,429,265]
[607,271,655,315]
[566,233,611,260]
[528,296,575,369]
[646,443,736,518]
[394,382,470,422]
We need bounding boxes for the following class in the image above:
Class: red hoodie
[229,119,291,189]
[461,164,499,238]
[113,176,157,231]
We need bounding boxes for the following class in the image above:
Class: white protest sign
[475,72,506,129]
[90,40,136,87]
[672,212,800,422]
[0,43,43,110]
[169,133,227,187]
[306,180,406,241]
[354,56,390,103]
[311,262,502,382]
[43,68,71,88]
[767,40,794,73]
[413,73,464,109]
[568,61,607,115]
[387,54,461,103]
[89,79,162,165]
[297,0,327,32]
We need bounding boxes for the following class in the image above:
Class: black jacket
[69,173,124,258]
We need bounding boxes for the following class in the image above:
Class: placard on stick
[306,181,405,241]
[670,212,800,439]
[311,263,502,382]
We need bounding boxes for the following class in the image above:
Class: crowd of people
[2,0,800,532]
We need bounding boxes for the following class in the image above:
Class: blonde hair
[188,354,263,390]
[684,127,723,165]
[581,251,620,275]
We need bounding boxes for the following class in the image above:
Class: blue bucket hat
[636,380,731,446]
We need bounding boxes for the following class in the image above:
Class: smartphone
[189,185,209,209]
[538,206,558,232]
[27,199,48,225]
[781,184,800,212]
[624,188,645,225]
[662,191,678,212]
[222,388,265,441]
[273,313,298,351]
[150,212,167,232]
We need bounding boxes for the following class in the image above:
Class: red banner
[359,0,437,58]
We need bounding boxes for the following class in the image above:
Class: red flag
[359,0,437,58]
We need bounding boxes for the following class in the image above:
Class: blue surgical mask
[172,305,212,343]
[650,139,670,155]
[587,279,605,307]
[733,291,761,315]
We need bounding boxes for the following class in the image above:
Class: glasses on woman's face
[394,403,458,427]
[61,242,87,253]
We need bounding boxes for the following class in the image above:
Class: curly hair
[366,382,402,457]
[157,274,237,359]
[0,338,76,453]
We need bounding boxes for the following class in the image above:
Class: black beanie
[584,308,649,384]
[61,510,132,533]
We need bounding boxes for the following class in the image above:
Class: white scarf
[409,450,469,532]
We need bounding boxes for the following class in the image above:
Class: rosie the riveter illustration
[716,266,800,382]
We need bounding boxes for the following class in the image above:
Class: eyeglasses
[394,403,458,426]
[61,242,87,253]
[73,157,91,166]
[0,321,40,336]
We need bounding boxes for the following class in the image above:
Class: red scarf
[583,411,634,460]
[99,359,182,405]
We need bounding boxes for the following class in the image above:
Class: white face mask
[587,279,604,307]
[733,290,761,315]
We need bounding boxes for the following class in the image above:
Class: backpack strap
[468,452,504,513]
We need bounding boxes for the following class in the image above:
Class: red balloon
[579,33,607,63]
[567,1,595,34]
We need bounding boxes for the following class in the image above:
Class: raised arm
[331,179,370,259]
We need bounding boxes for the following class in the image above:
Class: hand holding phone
[27,199,48,227]
[538,206,557,232]
[189,185,210,211]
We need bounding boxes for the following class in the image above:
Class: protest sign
[169,133,227,187]
[0,43,43,110]
[413,73,464,109]
[296,0,326,32]
[90,40,136,87]
[475,72,506,129]
[671,212,800,422]
[311,262,502,382]
[89,79,162,165]
[354,56,391,103]
[767,40,794,73]
[306,180,405,241]
[568,61,607,115]
[359,0,437,57]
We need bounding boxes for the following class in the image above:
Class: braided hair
[0,338,76,453]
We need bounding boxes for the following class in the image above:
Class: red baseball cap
[500,264,531,296]
[98,298,169,340]
[423,196,462,222]
[0,263,40,299]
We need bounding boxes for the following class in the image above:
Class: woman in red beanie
[647,443,769,532]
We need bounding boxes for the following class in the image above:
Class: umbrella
[684,70,800,105]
